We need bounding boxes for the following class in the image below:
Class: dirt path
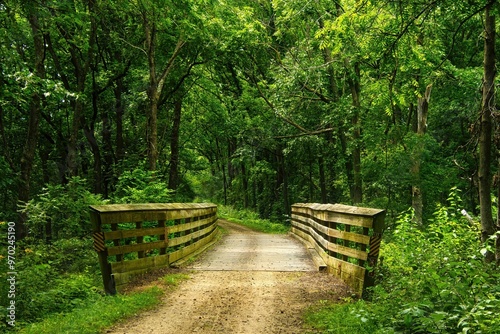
[106,221,350,334]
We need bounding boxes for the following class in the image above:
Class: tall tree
[411,84,432,226]
[168,98,182,190]
[479,2,496,262]
[140,1,186,171]
[17,3,46,239]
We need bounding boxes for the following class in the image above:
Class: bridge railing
[291,203,385,297]
[90,203,218,294]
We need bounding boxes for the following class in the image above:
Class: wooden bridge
[91,202,385,297]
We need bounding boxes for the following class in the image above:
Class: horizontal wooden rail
[291,203,385,297]
[90,203,218,294]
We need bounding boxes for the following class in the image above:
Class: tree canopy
[0,0,499,250]
[3,1,500,332]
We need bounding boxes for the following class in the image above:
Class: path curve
[106,220,350,334]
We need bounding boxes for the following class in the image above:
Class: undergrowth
[0,174,177,332]
[305,189,500,333]
[18,287,163,334]
[217,204,289,234]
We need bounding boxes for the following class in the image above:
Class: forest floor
[105,220,351,334]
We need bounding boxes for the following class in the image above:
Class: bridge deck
[188,220,316,272]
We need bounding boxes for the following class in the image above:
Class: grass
[304,300,384,334]
[162,273,190,287]
[18,287,163,334]
[217,205,289,234]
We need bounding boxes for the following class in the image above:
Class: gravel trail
[106,221,350,334]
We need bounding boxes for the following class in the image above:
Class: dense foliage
[1,0,500,332]
[307,190,500,333]
[1,0,497,225]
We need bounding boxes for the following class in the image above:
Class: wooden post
[362,211,386,298]
[159,220,167,255]
[136,221,145,258]
[111,223,122,262]
[90,209,116,295]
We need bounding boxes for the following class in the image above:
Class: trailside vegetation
[306,189,500,333]
[1,0,500,332]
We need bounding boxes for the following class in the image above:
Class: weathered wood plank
[326,240,368,261]
[168,223,217,248]
[168,216,216,234]
[111,254,169,273]
[292,225,366,295]
[90,203,217,225]
[91,203,218,295]
[168,227,218,264]
[104,226,167,240]
[91,202,216,213]
[291,203,385,297]
[98,209,216,225]
[326,256,365,296]
[292,203,384,228]
[107,240,167,256]
[327,228,370,245]
[90,210,116,295]
[293,203,384,217]
[292,214,371,245]
[296,208,374,228]
[307,226,367,261]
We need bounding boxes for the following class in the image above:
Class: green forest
[1,0,500,332]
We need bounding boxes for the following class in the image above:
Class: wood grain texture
[290,203,385,297]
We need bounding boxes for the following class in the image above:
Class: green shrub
[111,167,173,204]
[306,189,500,333]
[0,237,101,327]
[19,177,105,240]
[18,287,163,334]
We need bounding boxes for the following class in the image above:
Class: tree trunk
[411,84,432,226]
[142,6,185,171]
[339,129,356,203]
[277,148,290,217]
[101,105,114,197]
[83,121,102,194]
[215,137,228,205]
[168,99,182,190]
[241,162,249,208]
[347,61,363,204]
[17,9,46,239]
[479,4,496,262]
[65,0,97,177]
[319,156,327,203]
[227,138,237,187]
[496,165,500,266]
[115,77,125,162]
[143,11,159,172]
[146,85,159,171]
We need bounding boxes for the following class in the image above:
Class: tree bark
[63,0,97,177]
[411,84,432,226]
[141,2,186,172]
[144,14,159,171]
[319,156,327,203]
[479,4,496,262]
[115,77,125,162]
[168,99,182,190]
[478,5,496,262]
[347,61,363,204]
[17,9,46,239]
[241,162,249,208]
